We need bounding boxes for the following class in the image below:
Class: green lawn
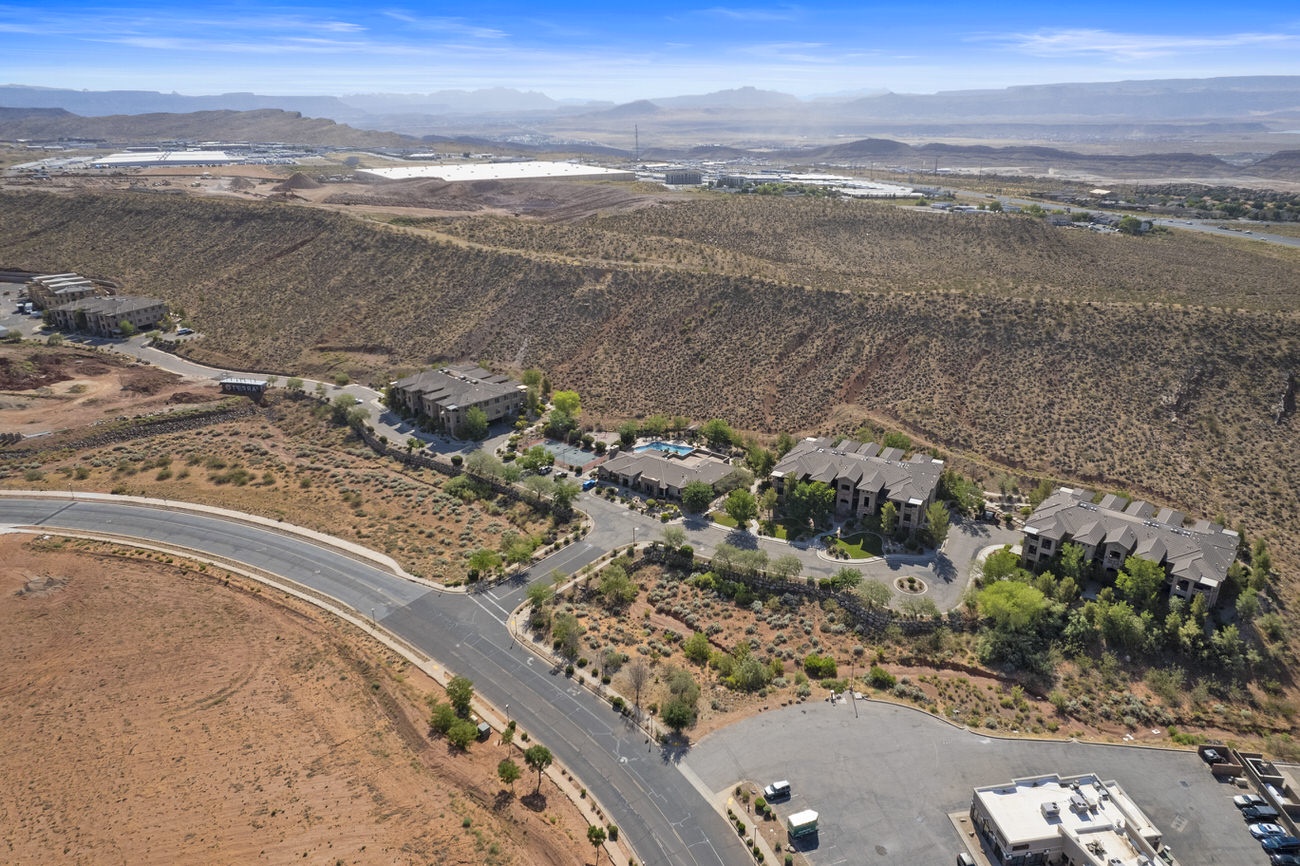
[835,532,884,558]
[711,511,738,528]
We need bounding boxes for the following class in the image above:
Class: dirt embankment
[0,535,594,866]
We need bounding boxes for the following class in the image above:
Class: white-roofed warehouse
[359,160,634,182]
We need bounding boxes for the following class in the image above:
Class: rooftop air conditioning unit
[1041,801,1061,818]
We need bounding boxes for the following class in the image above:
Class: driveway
[685,699,1263,866]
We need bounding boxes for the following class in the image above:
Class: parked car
[1251,823,1288,839]
[1261,835,1300,853]
[1244,805,1282,822]
[1235,793,1268,810]
[1268,853,1300,866]
[176,327,195,336]
[956,854,976,866]
[1202,748,1226,764]
[581,478,597,491]
[763,780,791,800]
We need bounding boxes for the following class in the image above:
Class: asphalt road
[0,497,753,866]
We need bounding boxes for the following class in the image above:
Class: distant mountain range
[3,77,1299,178]
[4,76,1298,136]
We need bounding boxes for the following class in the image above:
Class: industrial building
[969,773,1172,866]
[91,150,239,168]
[359,160,634,183]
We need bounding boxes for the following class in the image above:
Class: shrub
[867,665,896,689]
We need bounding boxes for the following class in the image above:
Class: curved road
[0,496,752,866]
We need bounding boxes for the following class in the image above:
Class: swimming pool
[635,441,694,457]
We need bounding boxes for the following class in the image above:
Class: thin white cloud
[697,5,802,23]
[731,41,834,64]
[1001,28,1297,60]
[382,10,506,39]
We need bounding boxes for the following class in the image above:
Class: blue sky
[2,1,1298,101]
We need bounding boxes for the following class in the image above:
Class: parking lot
[685,699,1266,866]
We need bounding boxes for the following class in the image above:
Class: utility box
[787,809,819,839]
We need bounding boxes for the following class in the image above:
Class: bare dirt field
[0,533,595,866]
[0,347,196,436]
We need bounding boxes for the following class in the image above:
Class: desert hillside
[2,190,1297,577]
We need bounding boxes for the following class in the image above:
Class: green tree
[979,580,1048,631]
[552,390,581,417]
[498,758,522,792]
[775,432,797,456]
[518,444,555,471]
[924,501,950,547]
[787,480,834,530]
[1116,556,1166,612]
[683,631,712,665]
[662,525,687,548]
[724,488,758,529]
[446,718,479,750]
[1058,541,1088,583]
[524,745,553,794]
[662,667,700,732]
[758,487,779,522]
[831,567,862,591]
[446,675,474,718]
[661,698,695,734]
[588,825,608,864]
[468,548,502,578]
[617,421,639,449]
[460,406,489,440]
[527,581,556,610]
[522,368,543,389]
[598,565,637,609]
[330,393,359,424]
[551,480,580,520]
[700,418,735,451]
[1118,215,1145,235]
[285,376,304,395]
[770,553,803,581]
[879,500,898,535]
[681,480,715,513]
[117,319,137,338]
[429,701,457,735]
[746,445,776,476]
[978,547,1022,583]
[553,611,584,662]
[858,580,893,610]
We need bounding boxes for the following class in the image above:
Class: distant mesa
[275,172,323,191]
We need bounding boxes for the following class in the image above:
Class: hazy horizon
[3,1,1298,103]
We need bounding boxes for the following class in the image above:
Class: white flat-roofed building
[359,160,634,182]
[970,773,1169,866]
[91,150,239,168]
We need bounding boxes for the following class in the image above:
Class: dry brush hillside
[2,189,1298,574]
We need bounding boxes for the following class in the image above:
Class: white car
[762,780,791,800]
[1252,823,1288,839]
[1235,794,1268,810]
